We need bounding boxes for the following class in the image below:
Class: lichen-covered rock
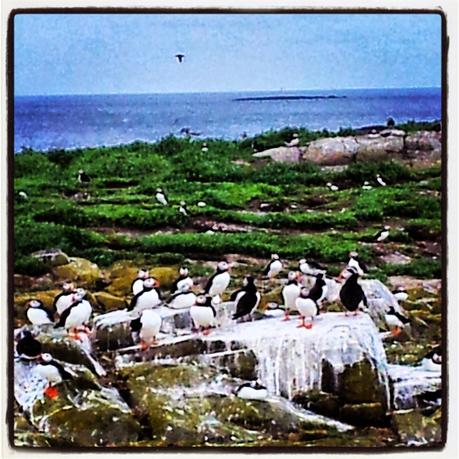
[150,267,178,290]
[94,291,127,311]
[52,257,102,287]
[14,273,55,292]
[392,408,442,446]
[355,134,404,161]
[32,248,70,267]
[292,390,341,419]
[106,265,138,297]
[253,146,304,163]
[405,131,441,152]
[304,137,359,165]
[339,402,387,426]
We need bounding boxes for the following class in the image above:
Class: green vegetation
[14,123,441,279]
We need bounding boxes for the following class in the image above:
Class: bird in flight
[175,53,185,63]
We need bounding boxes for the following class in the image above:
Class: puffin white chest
[34,364,62,385]
[169,292,196,309]
[208,272,231,297]
[347,259,364,276]
[296,297,317,319]
[65,300,92,329]
[237,386,268,401]
[55,293,74,316]
[282,283,300,310]
[176,277,193,291]
[27,308,52,325]
[139,312,162,342]
[190,306,215,327]
[268,260,282,278]
[377,230,389,242]
[318,284,328,303]
[132,278,145,296]
[134,290,160,312]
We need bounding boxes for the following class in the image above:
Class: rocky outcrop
[32,249,70,267]
[52,257,102,287]
[253,129,441,166]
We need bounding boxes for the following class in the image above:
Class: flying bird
[175,53,185,63]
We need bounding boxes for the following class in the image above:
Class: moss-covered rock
[292,390,341,419]
[94,291,127,311]
[52,257,102,287]
[339,402,388,426]
[106,265,138,297]
[392,408,442,445]
[259,286,282,310]
[150,267,178,290]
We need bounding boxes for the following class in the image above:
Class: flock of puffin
[16,250,441,401]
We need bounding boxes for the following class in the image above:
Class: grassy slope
[14,125,441,279]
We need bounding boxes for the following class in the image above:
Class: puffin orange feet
[305,322,313,329]
[202,327,211,336]
[139,340,149,351]
[391,326,402,337]
[282,311,290,321]
[297,317,306,328]
[44,386,59,399]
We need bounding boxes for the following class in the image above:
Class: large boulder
[355,133,404,161]
[32,249,70,267]
[93,291,127,311]
[405,130,441,152]
[303,137,359,165]
[253,146,304,163]
[52,257,102,287]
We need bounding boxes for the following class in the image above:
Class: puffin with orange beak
[339,267,368,316]
[128,277,162,314]
[281,271,301,321]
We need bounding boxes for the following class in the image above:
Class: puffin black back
[8,7,446,452]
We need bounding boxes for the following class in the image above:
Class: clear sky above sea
[14,13,442,96]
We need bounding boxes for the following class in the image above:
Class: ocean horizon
[14,87,441,152]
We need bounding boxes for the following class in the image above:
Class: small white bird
[131,268,150,296]
[236,381,268,400]
[54,289,92,338]
[263,254,283,279]
[326,182,339,192]
[190,294,217,335]
[375,225,391,242]
[168,284,197,309]
[298,259,326,277]
[26,299,54,326]
[129,277,161,313]
[201,143,209,152]
[392,287,408,303]
[33,353,73,398]
[421,347,442,372]
[197,201,207,208]
[285,133,300,147]
[204,261,231,297]
[155,188,168,206]
[18,190,29,200]
[362,181,373,190]
[138,309,162,349]
[77,170,91,184]
[295,288,318,329]
[171,266,194,294]
[179,201,189,216]
[376,174,387,187]
[53,281,76,316]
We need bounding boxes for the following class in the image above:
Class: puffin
[307,273,328,309]
[376,174,387,187]
[385,306,410,336]
[175,53,185,63]
[263,254,283,279]
[421,346,442,372]
[232,276,261,321]
[190,294,217,335]
[362,181,373,190]
[26,299,54,326]
[285,133,299,147]
[236,381,268,401]
[130,309,162,350]
[168,284,197,309]
[131,268,151,296]
[392,287,408,303]
[375,225,391,242]
[295,287,318,329]
[346,251,368,277]
[16,330,42,360]
[204,261,231,298]
[77,169,91,184]
[155,188,168,206]
[33,353,72,399]
[18,190,28,200]
[53,281,76,316]
[326,182,339,192]
[129,277,161,314]
[201,143,209,152]
[197,201,206,208]
[339,267,368,315]
[171,266,193,294]
[298,258,326,277]
[178,201,189,217]
[281,271,301,321]
[54,289,92,338]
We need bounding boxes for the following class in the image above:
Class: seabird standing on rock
[171,266,194,294]
[54,289,92,339]
[375,225,391,242]
[236,381,268,400]
[385,306,410,336]
[168,284,197,309]
[392,287,408,303]
[298,258,326,278]
[232,276,261,321]
[33,353,72,399]
[281,271,301,321]
[263,254,283,279]
[16,330,42,360]
[155,188,168,206]
[345,251,368,277]
[190,294,217,335]
[26,299,54,326]
[307,273,328,311]
[204,261,231,299]
[131,268,151,296]
[131,309,162,350]
[326,182,339,192]
[339,267,368,316]
[295,287,318,329]
[376,174,387,187]
[53,281,76,316]
[179,201,189,216]
[77,170,91,184]
[421,346,442,372]
[129,277,161,314]
[285,133,300,147]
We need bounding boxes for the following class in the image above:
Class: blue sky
[14,13,442,96]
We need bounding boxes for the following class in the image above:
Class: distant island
[233,95,346,102]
